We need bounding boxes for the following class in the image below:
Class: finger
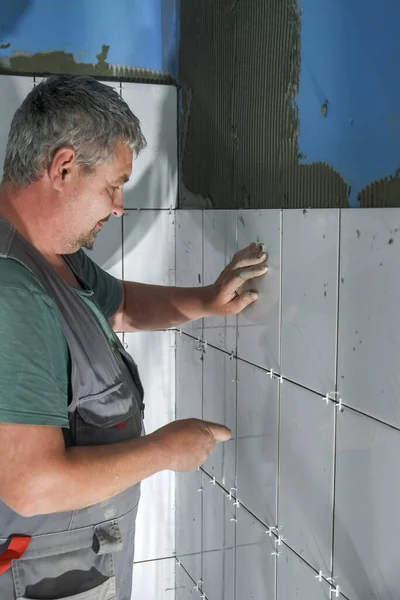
[224,290,259,315]
[222,262,268,296]
[232,251,268,270]
[232,242,265,262]
[203,421,232,442]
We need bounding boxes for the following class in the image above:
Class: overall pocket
[75,382,142,447]
[11,521,123,600]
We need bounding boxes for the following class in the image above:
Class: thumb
[204,421,232,442]
[228,290,259,314]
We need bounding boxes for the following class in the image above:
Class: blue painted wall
[0,0,179,76]
[297,0,400,206]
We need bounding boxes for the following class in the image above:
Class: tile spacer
[315,571,323,583]
[330,586,340,598]
[265,527,278,537]
[193,580,203,592]
[209,477,216,486]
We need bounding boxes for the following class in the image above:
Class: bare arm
[110,243,268,332]
[0,419,230,517]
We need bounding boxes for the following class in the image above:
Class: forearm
[122,281,213,331]
[26,436,167,516]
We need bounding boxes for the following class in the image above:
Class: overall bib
[0,214,145,600]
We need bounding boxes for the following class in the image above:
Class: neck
[0,181,63,262]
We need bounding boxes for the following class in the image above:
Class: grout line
[331,208,342,580]
[178,329,400,431]
[234,209,239,585]
[197,468,350,598]
[134,555,176,565]
[276,209,283,523]
[122,207,177,211]
[275,209,284,600]
[278,537,351,600]
[331,394,338,581]
[335,209,341,394]
[175,559,207,597]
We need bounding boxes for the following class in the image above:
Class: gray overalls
[0,214,145,600]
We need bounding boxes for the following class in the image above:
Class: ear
[48,147,78,192]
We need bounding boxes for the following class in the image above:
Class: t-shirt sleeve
[0,268,69,428]
[77,250,123,319]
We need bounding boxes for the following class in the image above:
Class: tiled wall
[3,75,400,600]
[176,208,400,600]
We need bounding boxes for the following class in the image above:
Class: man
[0,75,267,598]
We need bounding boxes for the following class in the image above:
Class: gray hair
[2,75,146,186]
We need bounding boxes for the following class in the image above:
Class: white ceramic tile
[175,564,199,599]
[203,211,238,353]
[237,360,278,527]
[202,482,235,600]
[125,331,175,561]
[176,334,203,421]
[85,215,123,280]
[132,558,175,600]
[236,505,276,600]
[123,209,175,286]
[202,346,237,491]
[278,380,335,575]
[97,79,121,92]
[0,75,34,176]
[281,209,339,394]
[334,406,400,600]
[121,83,177,209]
[175,210,204,335]
[237,210,281,372]
[176,469,203,585]
[125,330,175,430]
[203,327,236,356]
[338,208,400,427]
[277,545,331,600]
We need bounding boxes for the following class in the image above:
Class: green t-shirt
[0,250,123,428]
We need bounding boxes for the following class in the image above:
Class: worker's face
[58,140,133,253]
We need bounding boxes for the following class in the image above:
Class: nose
[111,188,124,218]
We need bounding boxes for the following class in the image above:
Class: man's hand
[148,418,232,472]
[205,242,268,317]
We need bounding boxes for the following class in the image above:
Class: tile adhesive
[178,0,394,209]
